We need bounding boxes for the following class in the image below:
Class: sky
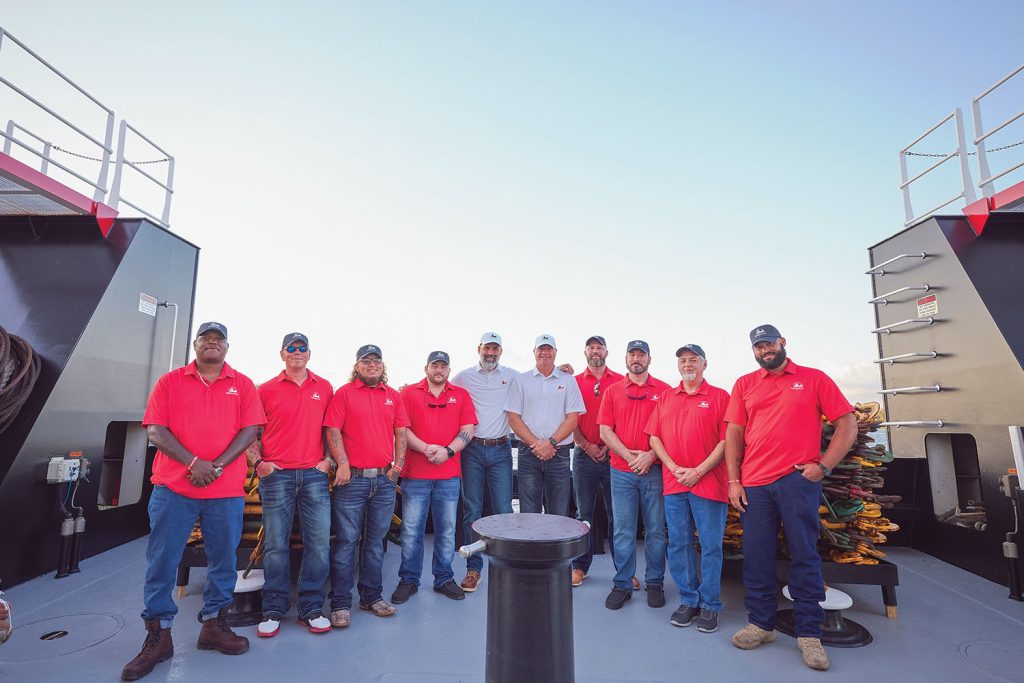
[3,2,1024,402]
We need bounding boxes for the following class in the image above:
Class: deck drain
[0,613,123,662]
[40,630,68,640]
[959,639,1024,682]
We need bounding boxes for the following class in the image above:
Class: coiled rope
[0,325,41,435]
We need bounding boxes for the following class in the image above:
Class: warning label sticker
[916,294,938,317]
[139,293,158,317]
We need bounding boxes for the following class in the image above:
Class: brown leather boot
[121,619,173,681]
[197,609,249,655]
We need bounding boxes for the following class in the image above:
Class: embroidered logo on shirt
[698,400,709,408]
[448,396,458,403]
[311,392,322,401]
[791,382,804,390]
[384,398,395,406]
[226,386,239,396]
[651,394,660,401]
[556,385,565,390]
[501,380,508,385]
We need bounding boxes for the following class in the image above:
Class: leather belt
[473,436,509,446]
[350,466,389,478]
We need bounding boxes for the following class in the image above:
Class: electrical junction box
[46,457,83,483]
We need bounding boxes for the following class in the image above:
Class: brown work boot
[121,619,173,681]
[196,609,249,655]
[797,637,830,670]
[731,623,776,650]
[461,570,481,592]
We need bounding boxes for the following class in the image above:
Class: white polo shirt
[504,367,586,446]
[452,363,519,440]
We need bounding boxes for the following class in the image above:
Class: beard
[681,370,698,381]
[358,372,382,386]
[756,346,788,371]
[480,358,498,371]
[588,356,606,368]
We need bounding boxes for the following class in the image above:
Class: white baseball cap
[534,334,557,349]
[479,331,502,346]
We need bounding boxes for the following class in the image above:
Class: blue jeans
[665,491,727,612]
[142,485,243,628]
[461,441,514,572]
[399,477,461,587]
[517,445,572,517]
[329,474,397,610]
[572,449,614,572]
[610,466,666,591]
[742,470,825,637]
[259,467,331,619]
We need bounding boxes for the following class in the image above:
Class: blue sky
[3,2,1023,400]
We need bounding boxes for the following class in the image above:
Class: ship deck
[1,537,1023,682]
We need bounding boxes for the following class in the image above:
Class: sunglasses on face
[359,358,383,366]
[286,345,308,353]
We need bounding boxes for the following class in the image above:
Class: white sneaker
[300,615,331,634]
[257,618,280,638]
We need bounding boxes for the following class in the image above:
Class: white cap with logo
[534,334,557,349]
[479,331,503,346]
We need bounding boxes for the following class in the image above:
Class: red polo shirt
[645,380,730,501]
[143,361,266,499]
[725,359,852,487]
[323,381,410,468]
[596,374,671,472]
[575,367,623,447]
[258,370,334,470]
[400,379,478,480]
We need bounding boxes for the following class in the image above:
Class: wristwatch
[445,446,455,458]
[815,462,832,477]
[548,437,558,448]
[212,465,224,479]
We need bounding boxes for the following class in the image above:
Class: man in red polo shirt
[571,335,622,588]
[392,351,478,604]
[324,344,409,628]
[725,324,857,671]
[122,322,265,682]
[248,333,334,638]
[598,340,671,611]
[646,343,730,634]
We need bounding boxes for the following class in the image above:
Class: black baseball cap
[427,350,450,365]
[281,332,309,349]
[585,335,607,347]
[675,344,706,359]
[357,344,382,360]
[196,321,227,340]
[749,324,782,345]
[626,339,650,355]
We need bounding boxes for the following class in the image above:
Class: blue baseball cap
[749,324,782,345]
[196,321,227,340]
[626,339,650,355]
[675,344,706,359]
[427,350,450,365]
[357,344,382,360]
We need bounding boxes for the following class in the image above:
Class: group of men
[122,322,857,681]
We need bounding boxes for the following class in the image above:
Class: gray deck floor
[2,537,1023,682]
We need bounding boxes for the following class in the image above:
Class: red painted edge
[0,151,117,236]
[989,178,1024,211]
[962,196,991,236]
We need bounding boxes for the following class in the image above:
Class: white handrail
[108,120,175,228]
[899,108,977,225]
[972,64,1024,197]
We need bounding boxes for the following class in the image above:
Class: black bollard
[466,513,588,683]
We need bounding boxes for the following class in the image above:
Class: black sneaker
[670,605,700,627]
[391,582,418,604]
[693,608,719,633]
[605,587,632,610]
[433,580,466,601]
[646,585,666,608]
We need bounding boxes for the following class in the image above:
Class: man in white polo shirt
[451,332,518,592]
[505,335,586,517]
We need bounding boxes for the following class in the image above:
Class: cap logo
[312,392,321,401]
[226,386,239,396]
[755,328,766,336]
[698,400,709,408]
[791,382,804,390]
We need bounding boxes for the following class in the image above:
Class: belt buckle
[364,468,380,478]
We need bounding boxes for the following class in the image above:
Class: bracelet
[187,456,198,471]
[254,459,264,470]
[728,479,741,483]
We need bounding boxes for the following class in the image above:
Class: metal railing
[0,27,174,228]
[0,26,114,203]
[972,64,1024,198]
[874,351,939,365]
[871,317,935,334]
[109,120,175,228]
[878,385,942,395]
[865,252,928,275]
[899,109,977,227]
[868,284,931,305]
[879,420,945,429]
